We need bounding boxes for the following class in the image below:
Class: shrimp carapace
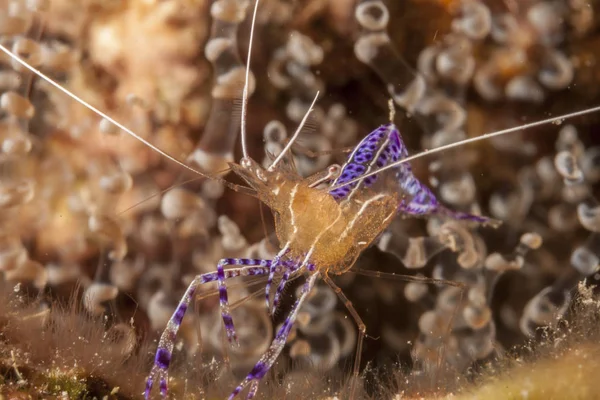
[230,156,400,274]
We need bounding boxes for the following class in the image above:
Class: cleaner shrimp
[2,1,600,399]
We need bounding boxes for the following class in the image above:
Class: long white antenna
[240,0,261,159]
[0,43,223,182]
[268,91,320,171]
[330,105,600,191]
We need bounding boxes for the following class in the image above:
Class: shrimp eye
[240,157,252,168]
[256,169,267,182]
[329,164,341,178]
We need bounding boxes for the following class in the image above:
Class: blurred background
[0,0,600,398]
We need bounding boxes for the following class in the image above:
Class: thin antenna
[118,176,205,216]
[0,43,242,188]
[330,105,600,191]
[388,98,395,122]
[240,0,261,160]
[268,91,320,170]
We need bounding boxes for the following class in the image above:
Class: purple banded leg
[217,258,272,346]
[228,272,319,400]
[271,268,291,314]
[272,262,314,314]
[264,245,289,315]
[247,381,260,399]
[145,263,271,399]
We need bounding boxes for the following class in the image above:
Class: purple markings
[364,175,377,186]
[265,256,283,312]
[217,260,238,344]
[330,187,350,198]
[354,152,373,163]
[217,267,228,298]
[146,263,275,400]
[173,302,188,325]
[279,316,294,337]
[330,162,368,199]
[219,287,229,303]
[331,122,494,226]
[222,314,235,333]
[248,361,269,380]
[272,269,291,313]
[228,387,242,400]
[265,248,293,314]
[159,378,167,397]
[331,124,403,200]
[278,279,313,338]
[199,272,219,284]
[155,348,171,369]
[144,377,153,399]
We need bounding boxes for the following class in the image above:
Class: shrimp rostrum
[144,117,498,399]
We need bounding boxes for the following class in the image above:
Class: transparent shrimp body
[230,157,400,275]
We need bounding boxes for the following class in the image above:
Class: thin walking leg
[350,267,466,288]
[216,258,272,345]
[272,262,314,315]
[322,274,365,400]
[264,244,289,315]
[351,269,466,373]
[193,275,267,304]
[145,263,271,399]
[228,272,318,399]
[192,275,269,356]
[271,268,292,315]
